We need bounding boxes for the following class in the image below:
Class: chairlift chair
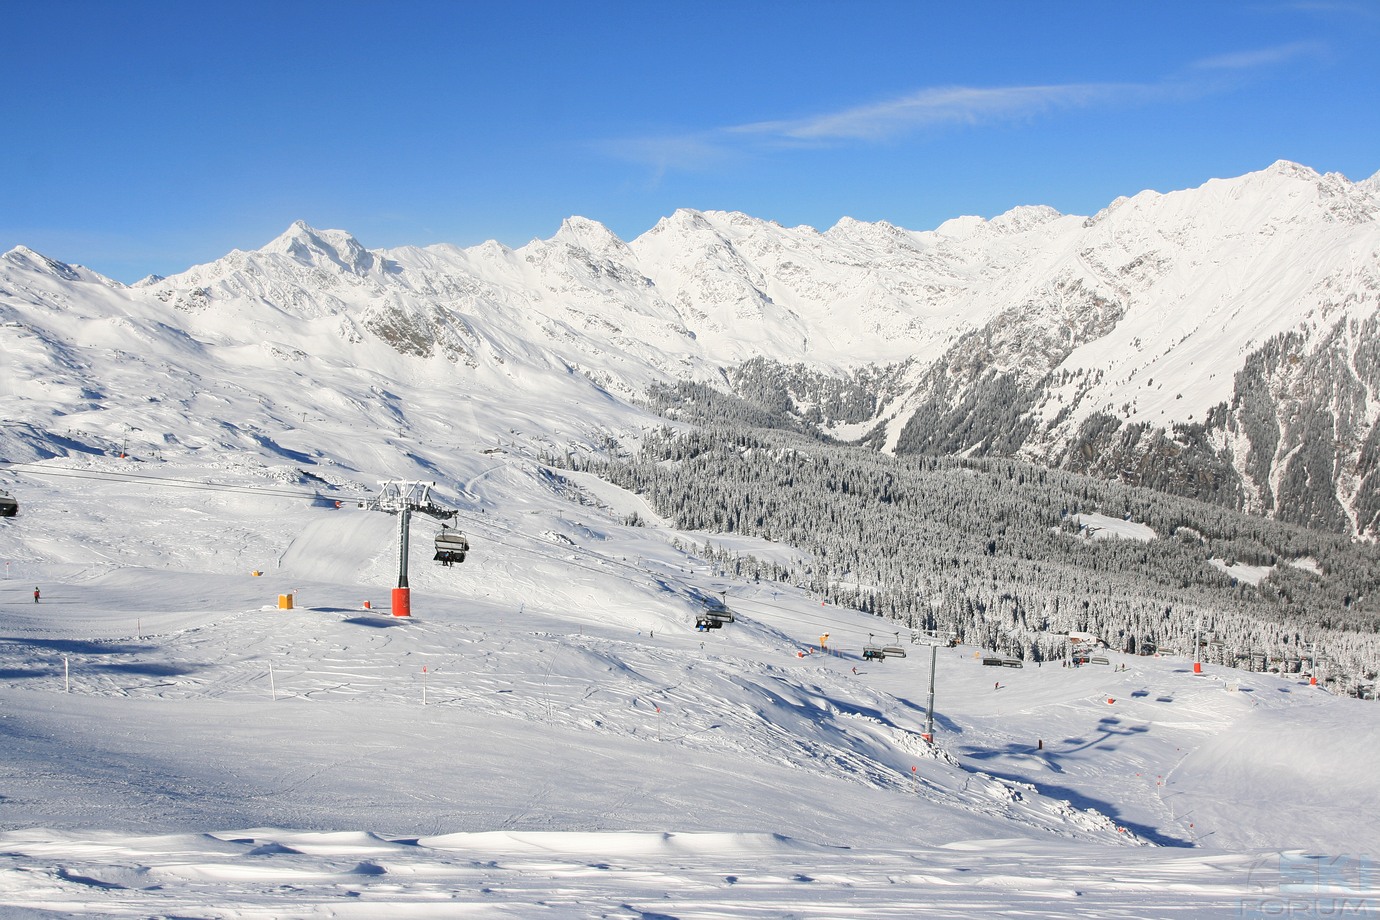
[433,527,470,566]
[862,634,887,661]
[696,596,734,629]
[881,632,906,658]
[0,490,16,518]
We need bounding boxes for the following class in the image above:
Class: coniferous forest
[567,423,1380,697]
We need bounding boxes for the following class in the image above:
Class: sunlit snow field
[2,447,1378,918]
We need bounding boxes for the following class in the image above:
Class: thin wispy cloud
[598,82,1142,173]
[1189,40,1325,71]
[729,83,1130,143]
[600,41,1324,175]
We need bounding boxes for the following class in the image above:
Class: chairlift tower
[914,630,947,743]
[362,481,456,617]
[1193,617,1203,674]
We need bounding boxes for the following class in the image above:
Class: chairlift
[696,610,732,631]
[982,656,1023,668]
[433,526,470,566]
[696,595,734,630]
[882,632,907,658]
[0,489,16,518]
[863,634,887,661]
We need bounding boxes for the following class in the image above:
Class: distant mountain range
[4,160,1379,534]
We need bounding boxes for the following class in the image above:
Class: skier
[33,587,40,604]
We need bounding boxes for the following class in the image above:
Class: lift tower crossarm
[361,481,456,520]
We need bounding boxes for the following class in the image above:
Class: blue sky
[3,1,1378,282]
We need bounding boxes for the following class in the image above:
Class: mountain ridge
[4,160,1379,533]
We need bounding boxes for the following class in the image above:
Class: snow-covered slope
[2,445,1377,916]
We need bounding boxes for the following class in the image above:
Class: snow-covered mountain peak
[1223,159,1380,225]
[932,214,990,240]
[1085,195,1134,227]
[824,216,921,252]
[643,208,714,237]
[927,205,1067,242]
[712,209,789,232]
[1262,158,1321,182]
[3,245,84,282]
[550,216,632,258]
[1,245,124,289]
[989,204,1066,234]
[827,215,878,234]
[261,220,377,276]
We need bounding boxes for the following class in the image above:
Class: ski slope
[2,447,1377,917]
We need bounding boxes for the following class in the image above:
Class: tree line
[560,425,1380,696]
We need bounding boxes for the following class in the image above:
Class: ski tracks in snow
[0,827,1306,919]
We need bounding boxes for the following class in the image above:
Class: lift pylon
[361,481,457,617]
[913,630,948,743]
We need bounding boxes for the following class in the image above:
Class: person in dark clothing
[33,587,40,603]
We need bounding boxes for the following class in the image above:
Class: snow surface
[2,450,1378,916]
[1073,512,1157,542]
[1210,558,1275,586]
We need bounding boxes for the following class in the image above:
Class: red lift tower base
[392,587,412,617]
